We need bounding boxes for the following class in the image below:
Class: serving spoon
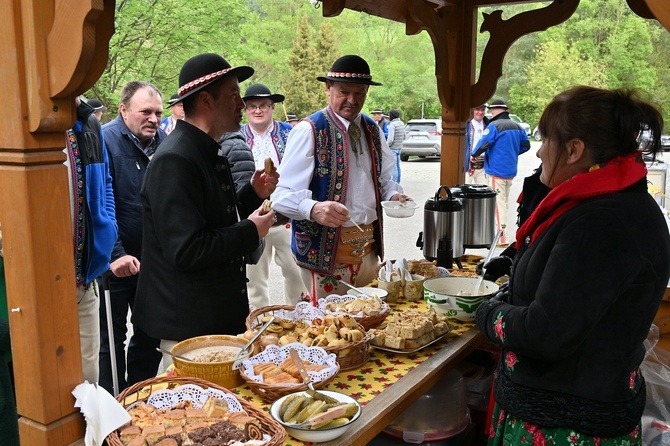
[233,315,276,360]
[155,346,194,363]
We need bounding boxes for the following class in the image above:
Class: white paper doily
[317,294,390,318]
[258,301,326,325]
[126,384,244,413]
[241,342,338,383]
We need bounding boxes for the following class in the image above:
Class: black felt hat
[167,93,180,108]
[372,108,383,114]
[317,55,382,86]
[242,83,284,103]
[172,53,254,105]
[487,99,509,110]
[87,98,107,111]
[286,113,299,122]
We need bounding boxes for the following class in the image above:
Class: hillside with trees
[87,0,670,129]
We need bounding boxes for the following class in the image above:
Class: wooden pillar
[406,2,476,187]
[0,1,114,444]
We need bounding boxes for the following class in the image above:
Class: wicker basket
[105,375,286,446]
[246,304,373,371]
[171,335,254,389]
[239,343,340,403]
[317,294,391,330]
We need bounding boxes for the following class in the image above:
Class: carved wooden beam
[1,1,116,444]
[472,0,580,106]
[641,0,670,32]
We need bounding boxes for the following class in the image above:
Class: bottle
[436,237,453,269]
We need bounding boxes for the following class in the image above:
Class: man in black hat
[272,54,411,300]
[133,53,279,368]
[87,98,107,121]
[241,83,307,307]
[286,113,299,127]
[472,99,530,246]
[159,93,184,135]
[372,108,388,138]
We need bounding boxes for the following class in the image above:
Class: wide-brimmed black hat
[87,98,107,111]
[487,99,509,110]
[317,55,382,86]
[243,83,284,103]
[172,53,254,105]
[286,113,299,122]
[167,93,180,108]
[372,108,383,114]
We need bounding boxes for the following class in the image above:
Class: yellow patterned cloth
[229,298,474,446]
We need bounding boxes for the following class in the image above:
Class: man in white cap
[272,55,411,300]
[133,54,279,367]
[241,83,307,307]
[472,99,530,246]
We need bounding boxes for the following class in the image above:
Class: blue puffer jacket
[102,116,167,261]
[73,102,118,283]
[473,112,530,178]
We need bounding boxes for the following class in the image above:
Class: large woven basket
[246,304,373,371]
[105,375,286,446]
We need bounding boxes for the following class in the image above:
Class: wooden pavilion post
[0,1,114,444]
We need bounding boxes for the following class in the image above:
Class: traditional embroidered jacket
[292,108,385,274]
[242,120,292,162]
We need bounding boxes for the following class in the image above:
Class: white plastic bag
[641,324,670,445]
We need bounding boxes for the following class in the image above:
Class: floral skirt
[488,403,642,446]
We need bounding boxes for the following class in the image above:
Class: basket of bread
[317,293,390,330]
[239,343,339,402]
[245,302,373,371]
[106,375,285,446]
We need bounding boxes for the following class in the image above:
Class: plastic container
[382,369,470,443]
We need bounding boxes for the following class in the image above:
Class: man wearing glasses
[241,84,307,307]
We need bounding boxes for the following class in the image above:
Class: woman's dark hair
[538,86,664,165]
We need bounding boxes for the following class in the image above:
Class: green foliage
[88,0,669,128]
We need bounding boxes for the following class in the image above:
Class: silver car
[400,118,442,161]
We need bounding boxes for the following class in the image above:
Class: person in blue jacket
[101,82,166,392]
[66,97,118,384]
[472,99,530,245]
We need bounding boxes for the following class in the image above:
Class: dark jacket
[73,102,118,283]
[133,120,263,341]
[102,116,167,261]
[476,179,670,436]
[472,112,530,178]
[218,131,255,194]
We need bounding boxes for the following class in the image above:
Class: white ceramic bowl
[423,276,499,322]
[347,286,388,300]
[270,390,362,443]
[381,200,419,218]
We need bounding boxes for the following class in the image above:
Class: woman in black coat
[476,86,670,444]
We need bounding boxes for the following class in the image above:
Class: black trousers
[98,274,161,393]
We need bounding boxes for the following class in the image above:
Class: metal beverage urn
[451,184,497,248]
[417,186,464,264]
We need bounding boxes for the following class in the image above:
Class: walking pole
[102,271,119,396]
[281,102,288,121]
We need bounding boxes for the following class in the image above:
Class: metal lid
[424,186,463,212]
[452,184,496,198]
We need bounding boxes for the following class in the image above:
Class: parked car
[639,129,670,151]
[485,113,531,136]
[532,126,541,141]
[400,118,442,161]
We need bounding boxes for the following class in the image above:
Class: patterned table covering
[229,298,476,446]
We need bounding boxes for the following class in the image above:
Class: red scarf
[516,153,647,247]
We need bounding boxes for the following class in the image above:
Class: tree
[86,0,248,118]
[282,15,322,118]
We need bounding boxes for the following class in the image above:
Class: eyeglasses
[245,104,272,112]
